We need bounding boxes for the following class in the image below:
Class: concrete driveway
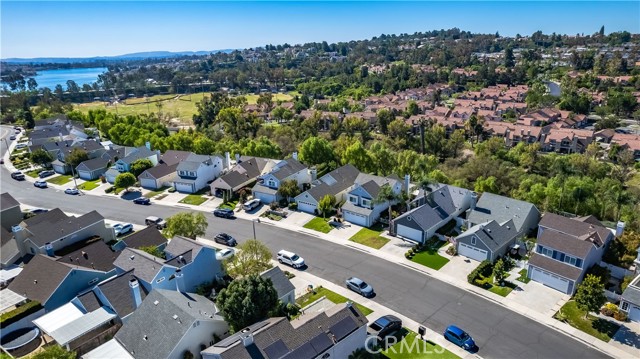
[439,254,478,279]
[508,280,570,317]
[610,322,640,356]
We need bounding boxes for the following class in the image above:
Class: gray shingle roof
[138,163,177,180]
[529,253,583,281]
[260,267,295,299]
[76,157,109,172]
[120,147,157,165]
[160,150,192,166]
[114,248,163,283]
[97,270,149,318]
[621,279,640,306]
[467,192,539,233]
[537,229,594,258]
[55,239,119,272]
[1,193,20,211]
[341,201,373,216]
[458,220,518,252]
[121,226,168,249]
[115,289,223,359]
[213,157,277,190]
[8,255,73,304]
[252,183,278,195]
[23,210,105,247]
[539,213,611,248]
[395,185,470,232]
[164,236,206,260]
[354,173,401,199]
[270,158,307,181]
[78,291,102,312]
[303,164,360,201]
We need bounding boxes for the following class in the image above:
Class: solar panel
[281,342,317,359]
[309,333,333,354]
[329,316,357,341]
[264,339,289,359]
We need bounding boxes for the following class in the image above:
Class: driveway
[508,280,570,316]
[610,322,640,356]
[438,254,478,280]
[280,210,315,227]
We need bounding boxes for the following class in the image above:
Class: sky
[1,1,639,59]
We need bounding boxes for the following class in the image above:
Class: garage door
[140,178,158,189]
[458,243,488,262]
[397,225,423,243]
[297,201,316,214]
[529,266,572,294]
[175,182,194,193]
[628,305,640,322]
[254,192,276,205]
[344,211,368,227]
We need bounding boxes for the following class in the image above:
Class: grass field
[47,175,73,185]
[349,224,390,249]
[555,301,620,342]
[144,187,169,198]
[410,250,450,270]
[179,194,207,206]
[296,286,373,316]
[382,329,458,359]
[243,93,293,105]
[303,217,333,234]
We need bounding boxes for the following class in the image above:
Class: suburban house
[251,156,313,204]
[114,236,224,293]
[201,302,367,359]
[105,145,160,183]
[340,173,403,227]
[260,267,295,305]
[455,219,519,262]
[1,192,21,232]
[92,289,228,359]
[393,184,474,244]
[1,226,21,269]
[29,139,105,174]
[7,255,113,310]
[76,157,110,181]
[211,156,280,199]
[619,274,640,322]
[9,208,115,258]
[466,192,540,237]
[28,117,89,146]
[527,213,615,294]
[294,164,361,215]
[113,225,168,252]
[138,150,191,190]
[174,153,225,194]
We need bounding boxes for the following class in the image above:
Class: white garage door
[175,182,194,193]
[529,267,572,294]
[297,201,316,214]
[254,192,276,205]
[458,243,488,262]
[344,211,368,227]
[397,225,423,243]
[140,178,158,189]
[78,171,93,181]
[628,305,640,322]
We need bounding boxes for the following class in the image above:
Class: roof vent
[33,280,38,284]
[487,229,492,233]
[130,255,135,260]
[154,300,159,306]
[143,335,148,341]
[173,314,178,320]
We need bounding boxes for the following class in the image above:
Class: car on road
[38,170,55,178]
[214,233,237,246]
[216,248,235,261]
[145,216,166,229]
[443,325,476,351]
[277,250,305,269]
[9,135,16,140]
[133,197,151,205]
[15,144,27,149]
[64,188,80,195]
[345,277,374,297]
[213,208,235,219]
[113,223,134,236]
[242,198,261,211]
[11,171,25,181]
[34,181,48,188]
[367,315,402,340]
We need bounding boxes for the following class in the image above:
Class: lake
[32,67,107,90]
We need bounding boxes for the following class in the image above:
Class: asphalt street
[0,127,608,359]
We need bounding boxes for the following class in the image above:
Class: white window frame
[564,255,577,266]
[361,198,371,207]
[621,301,629,312]
[349,195,358,204]
[542,247,553,257]
[268,180,276,188]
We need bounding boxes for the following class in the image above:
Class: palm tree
[374,183,402,229]
[416,176,436,208]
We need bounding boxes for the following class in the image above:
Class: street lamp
[252,218,261,240]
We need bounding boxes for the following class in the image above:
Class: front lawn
[296,286,373,316]
[383,329,458,359]
[144,187,168,198]
[555,301,620,342]
[179,194,207,206]
[47,174,73,185]
[218,200,238,210]
[303,217,333,234]
[25,169,42,178]
[349,225,389,249]
[78,179,101,191]
[516,269,531,283]
[486,281,517,297]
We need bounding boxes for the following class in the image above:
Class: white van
[277,250,305,269]
[242,198,261,211]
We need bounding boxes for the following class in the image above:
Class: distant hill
[2,49,236,64]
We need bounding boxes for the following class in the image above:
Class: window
[621,302,629,311]
[88,278,99,285]
[349,195,358,204]
[541,247,553,257]
[564,256,577,266]
[361,199,371,207]
[268,180,276,188]
[471,237,476,245]
[156,277,165,283]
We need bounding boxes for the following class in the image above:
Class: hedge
[467,260,493,284]
[0,301,43,328]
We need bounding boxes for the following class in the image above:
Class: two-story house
[211,156,279,199]
[251,156,312,204]
[105,145,160,183]
[340,173,403,227]
[173,153,224,194]
[527,213,614,294]
[619,274,640,322]
[294,164,361,215]
[138,150,191,190]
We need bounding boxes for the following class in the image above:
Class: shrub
[270,202,278,210]
[600,307,615,317]
[446,246,457,256]
[288,202,298,210]
[105,186,115,193]
[0,301,43,328]
[468,260,493,284]
[168,187,176,193]
[613,311,628,321]
[405,252,412,259]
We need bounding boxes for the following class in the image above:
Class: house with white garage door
[174,154,225,194]
[294,164,360,215]
[455,219,518,262]
[340,173,403,227]
[211,156,279,199]
[466,192,540,238]
[527,213,615,294]
[138,150,191,190]
[619,274,640,322]
[251,156,312,204]
[393,184,473,244]
[76,157,110,181]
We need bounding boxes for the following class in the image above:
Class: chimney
[174,268,184,292]
[45,242,54,257]
[129,278,142,309]
[240,328,254,347]
[404,174,411,194]
[616,221,625,238]
[470,192,478,211]
[292,151,298,160]
[234,153,241,163]
[225,152,231,170]
[145,141,151,150]
[11,225,27,242]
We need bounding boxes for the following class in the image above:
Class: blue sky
[1,1,639,58]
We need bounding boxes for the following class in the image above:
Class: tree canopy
[163,212,208,239]
[224,239,272,278]
[216,275,279,331]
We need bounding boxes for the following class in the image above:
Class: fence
[599,261,634,279]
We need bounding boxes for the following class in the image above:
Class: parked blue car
[443,325,476,351]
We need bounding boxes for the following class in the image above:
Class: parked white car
[277,250,305,269]
[216,248,235,261]
[242,198,261,211]
[113,223,133,236]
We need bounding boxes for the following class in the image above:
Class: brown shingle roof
[529,253,582,281]
[8,255,73,304]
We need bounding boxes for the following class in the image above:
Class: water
[31,67,107,90]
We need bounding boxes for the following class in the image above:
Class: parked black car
[11,171,25,181]
[213,208,235,219]
[38,170,55,178]
[367,315,402,340]
[133,197,151,205]
[214,233,237,246]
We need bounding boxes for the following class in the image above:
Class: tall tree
[216,275,279,331]
[114,173,136,189]
[298,137,335,166]
[277,179,300,202]
[504,46,515,68]
[373,183,401,224]
[163,212,208,239]
[574,274,606,319]
[65,148,89,168]
[342,140,373,172]
[376,109,393,135]
[129,158,154,177]
[30,148,54,167]
[318,194,336,219]
[225,239,272,278]
[492,258,506,284]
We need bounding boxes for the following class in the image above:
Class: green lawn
[26,169,41,178]
[410,250,450,270]
[179,194,207,206]
[349,226,390,249]
[144,187,169,198]
[303,217,333,234]
[383,329,458,359]
[555,301,620,342]
[296,286,373,316]
[78,179,101,191]
[218,200,238,210]
[487,282,516,297]
[516,269,531,284]
[47,175,73,185]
